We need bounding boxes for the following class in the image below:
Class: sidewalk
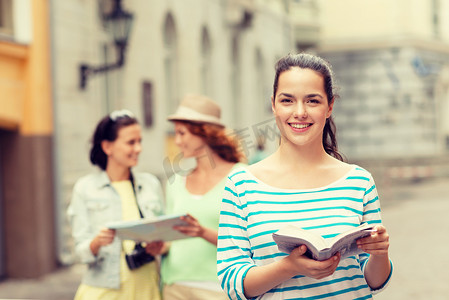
[375,177,449,300]
[0,177,448,299]
[0,264,84,300]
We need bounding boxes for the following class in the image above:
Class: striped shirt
[217,165,392,300]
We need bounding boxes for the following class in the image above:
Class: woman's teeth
[290,123,310,129]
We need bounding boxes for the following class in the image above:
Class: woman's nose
[294,103,307,118]
[135,142,142,153]
[174,134,182,146]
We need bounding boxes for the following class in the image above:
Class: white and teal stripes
[217,165,389,300]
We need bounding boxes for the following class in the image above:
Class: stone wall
[321,46,449,160]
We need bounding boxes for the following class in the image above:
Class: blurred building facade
[50,0,314,268]
[0,0,56,278]
[6,0,447,281]
[318,0,449,163]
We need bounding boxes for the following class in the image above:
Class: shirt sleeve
[359,174,393,294]
[361,174,382,225]
[148,173,165,216]
[66,181,97,264]
[164,175,177,214]
[217,177,255,300]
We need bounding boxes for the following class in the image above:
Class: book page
[272,225,329,257]
[107,214,190,243]
[272,223,376,261]
[328,223,375,259]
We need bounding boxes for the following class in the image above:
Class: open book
[272,223,376,261]
[107,214,190,243]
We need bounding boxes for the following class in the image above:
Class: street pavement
[375,177,449,300]
[0,177,448,299]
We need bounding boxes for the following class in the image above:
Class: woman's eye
[280,98,293,103]
[128,138,141,145]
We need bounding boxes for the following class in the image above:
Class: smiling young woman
[217,53,392,300]
[158,94,245,300]
[67,110,165,300]
[272,67,334,151]
[101,123,142,175]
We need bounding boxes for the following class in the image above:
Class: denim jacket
[67,171,164,289]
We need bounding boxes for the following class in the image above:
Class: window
[200,26,212,96]
[432,0,440,38]
[231,35,241,126]
[0,0,13,37]
[163,13,179,120]
[255,48,270,117]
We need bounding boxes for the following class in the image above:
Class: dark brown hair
[89,112,139,170]
[273,53,344,161]
[180,121,244,163]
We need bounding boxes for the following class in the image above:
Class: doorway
[0,131,5,278]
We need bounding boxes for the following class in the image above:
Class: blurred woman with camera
[67,110,164,300]
[160,94,245,300]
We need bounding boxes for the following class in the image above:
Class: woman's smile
[272,67,332,147]
[289,122,312,131]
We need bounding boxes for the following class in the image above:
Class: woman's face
[272,67,333,148]
[102,123,142,170]
[174,122,207,159]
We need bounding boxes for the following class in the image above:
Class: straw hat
[167,94,224,127]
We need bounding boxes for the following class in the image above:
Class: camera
[125,243,155,270]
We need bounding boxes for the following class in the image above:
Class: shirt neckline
[240,164,357,192]
[182,162,244,196]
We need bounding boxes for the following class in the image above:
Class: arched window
[255,48,268,120]
[163,13,179,118]
[230,35,241,125]
[436,65,449,151]
[200,26,212,96]
[0,0,13,36]
[432,0,441,38]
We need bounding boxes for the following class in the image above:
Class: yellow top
[74,180,161,300]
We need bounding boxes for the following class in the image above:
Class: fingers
[145,241,165,256]
[292,245,308,256]
[357,225,389,256]
[307,254,340,279]
[372,225,386,234]
[145,240,163,248]
[174,225,203,237]
[289,245,341,279]
[92,229,115,251]
[99,228,115,238]
[102,229,116,239]
[175,214,204,237]
[180,214,198,226]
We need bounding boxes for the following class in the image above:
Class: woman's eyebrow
[278,92,295,98]
[278,92,324,99]
[305,93,324,99]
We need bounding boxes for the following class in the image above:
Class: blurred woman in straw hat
[160,94,245,300]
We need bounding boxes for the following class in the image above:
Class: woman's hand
[174,214,205,237]
[356,225,391,289]
[244,245,340,298]
[356,225,389,256]
[174,214,218,245]
[285,245,341,279]
[144,241,168,256]
[90,228,116,255]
